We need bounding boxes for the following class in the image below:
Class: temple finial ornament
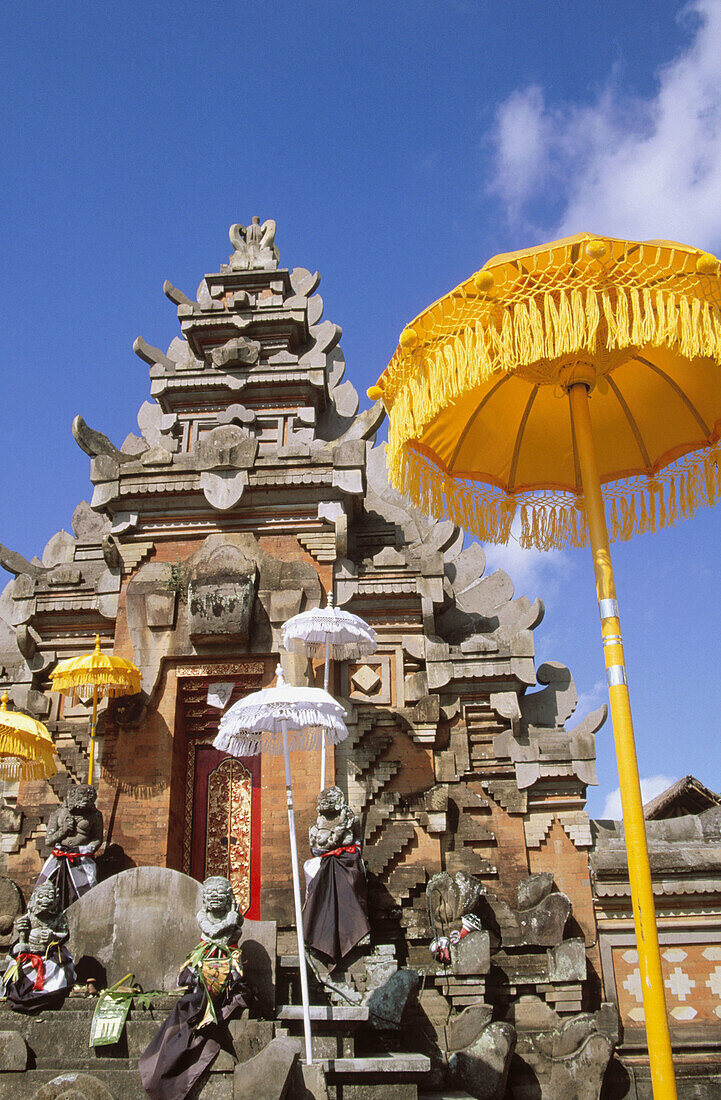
[228,217,279,270]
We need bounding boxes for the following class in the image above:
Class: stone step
[0,1003,272,1068]
[277,1004,369,1027]
[366,819,416,876]
[327,1053,431,1077]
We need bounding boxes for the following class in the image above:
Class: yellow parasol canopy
[371,232,721,550]
[50,636,141,700]
[49,635,141,787]
[0,693,57,781]
[369,230,720,1098]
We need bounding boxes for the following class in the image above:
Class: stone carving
[197,424,258,470]
[3,881,75,1011]
[0,544,47,579]
[303,786,369,967]
[197,875,244,946]
[427,870,484,935]
[10,882,69,955]
[449,1019,516,1100]
[188,568,256,642]
[211,336,261,369]
[72,414,134,465]
[29,1073,116,1100]
[309,786,360,856]
[229,217,279,270]
[515,1010,616,1099]
[481,873,571,948]
[45,785,103,854]
[427,871,489,973]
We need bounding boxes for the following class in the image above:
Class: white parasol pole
[281,720,314,1065]
[320,636,331,791]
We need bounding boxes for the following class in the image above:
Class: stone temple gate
[0,220,719,1098]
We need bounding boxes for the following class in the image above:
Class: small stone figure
[303,787,369,969]
[139,876,250,1100]
[309,785,360,856]
[36,784,104,909]
[2,881,76,1011]
[197,876,244,947]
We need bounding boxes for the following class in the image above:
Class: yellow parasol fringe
[0,753,57,782]
[0,729,40,758]
[385,282,721,439]
[49,672,141,698]
[390,443,721,551]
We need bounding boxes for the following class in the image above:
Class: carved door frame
[177,661,264,917]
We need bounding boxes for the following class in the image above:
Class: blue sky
[1,1,719,815]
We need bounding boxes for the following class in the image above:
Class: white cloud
[575,679,606,718]
[489,1,721,251]
[481,518,570,599]
[601,774,679,819]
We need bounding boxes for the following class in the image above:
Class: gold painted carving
[206,757,252,913]
[176,662,264,679]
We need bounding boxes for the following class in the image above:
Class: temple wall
[8,219,721,1094]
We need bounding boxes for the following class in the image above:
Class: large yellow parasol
[0,693,57,782]
[50,636,141,786]
[370,232,721,1100]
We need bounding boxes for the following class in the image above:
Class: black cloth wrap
[302,848,370,969]
[139,965,249,1100]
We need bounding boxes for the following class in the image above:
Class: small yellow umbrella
[0,693,57,782]
[50,636,141,786]
[371,232,721,1100]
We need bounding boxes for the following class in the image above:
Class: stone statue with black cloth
[139,876,250,1100]
[302,786,370,969]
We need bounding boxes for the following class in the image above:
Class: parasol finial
[326,590,334,607]
[275,662,286,687]
[0,694,8,712]
[94,635,102,653]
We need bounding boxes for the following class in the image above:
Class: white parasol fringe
[283,636,376,659]
[213,725,346,757]
[281,594,377,659]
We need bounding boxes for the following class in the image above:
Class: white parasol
[281,592,376,788]
[213,664,349,1066]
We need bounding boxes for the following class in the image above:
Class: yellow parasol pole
[87,688,98,787]
[569,380,677,1099]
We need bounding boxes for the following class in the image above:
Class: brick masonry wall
[97,535,335,924]
[528,818,602,990]
[478,787,530,904]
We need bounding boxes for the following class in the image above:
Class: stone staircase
[0,986,432,1099]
